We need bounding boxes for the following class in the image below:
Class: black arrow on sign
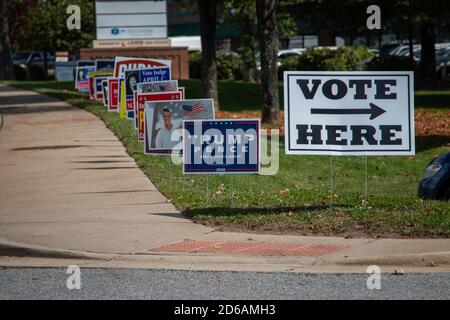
[311,103,386,120]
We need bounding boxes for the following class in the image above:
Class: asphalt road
[0,267,449,300]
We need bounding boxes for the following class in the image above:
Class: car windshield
[12,52,30,60]
[436,48,450,58]
[279,53,299,58]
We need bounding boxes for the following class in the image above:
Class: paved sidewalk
[0,85,213,253]
[0,85,449,272]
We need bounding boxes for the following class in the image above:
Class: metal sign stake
[329,155,333,211]
[206,175,209,207]
[364,155,368,209]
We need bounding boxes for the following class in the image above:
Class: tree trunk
[408,18,414,60]
[0,0,14,80]
[407,5,414,61]
[240,5,257,82]
[43,52,48,80]
[420,19,436,81]
[198,0,219,111]
[378,28,382,52]
[256,0,279,125]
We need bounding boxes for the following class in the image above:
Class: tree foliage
[8,0,94,52]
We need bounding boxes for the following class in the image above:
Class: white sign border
[182,118,261,175]
[283,71,415,156]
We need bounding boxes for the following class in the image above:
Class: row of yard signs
[74,56,260,175]
[74,61,415,190]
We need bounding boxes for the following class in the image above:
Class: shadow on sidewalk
[0,105,75,114]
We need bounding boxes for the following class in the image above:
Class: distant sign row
[74,56,261,174]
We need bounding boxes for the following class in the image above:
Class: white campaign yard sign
[284,71,415,156]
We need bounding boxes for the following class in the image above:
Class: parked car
[12,51,55,77]
[278,48,307,59]
[256,48,307,70]
[418,152,450,201]
[436,46,450,80]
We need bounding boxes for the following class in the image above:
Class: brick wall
[79,46,189,79]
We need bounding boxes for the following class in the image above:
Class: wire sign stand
[329,155,369,211]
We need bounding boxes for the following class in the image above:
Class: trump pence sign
[183,119,260,174]
[284,71,414,156]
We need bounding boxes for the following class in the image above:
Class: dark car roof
[435,152,450,164]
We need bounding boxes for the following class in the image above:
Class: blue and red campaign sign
[183,119,260,174]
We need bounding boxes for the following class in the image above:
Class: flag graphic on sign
[183,103,206,117]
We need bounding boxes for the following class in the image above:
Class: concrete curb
[1,237,450,270]
[331,252,450,267]
[0,238,113,261]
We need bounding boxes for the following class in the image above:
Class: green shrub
[296,46,374,72]
[189,51,202,79]
[188,51,244,80]
[278,55,301,79]
[13,65,28,81]
[217,51,243,80]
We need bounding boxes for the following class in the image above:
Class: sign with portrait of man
[144,99,215,155]
[135,91,182,142]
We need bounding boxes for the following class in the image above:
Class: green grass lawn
[5,80,450,238]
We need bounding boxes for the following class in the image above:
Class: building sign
[95,0,167,40]
[284,71,415,156]
[183,119,260,174]
[93,39,171,49]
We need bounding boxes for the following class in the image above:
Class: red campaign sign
[126,96,134,111]
[108,78,119,112]
[113,58,170,78]
[89,77,95,100]
[136,91,181,142]
[178,87,185,99]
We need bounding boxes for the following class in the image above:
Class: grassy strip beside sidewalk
[6,80,450,238]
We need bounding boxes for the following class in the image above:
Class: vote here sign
[284,71,415,156]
